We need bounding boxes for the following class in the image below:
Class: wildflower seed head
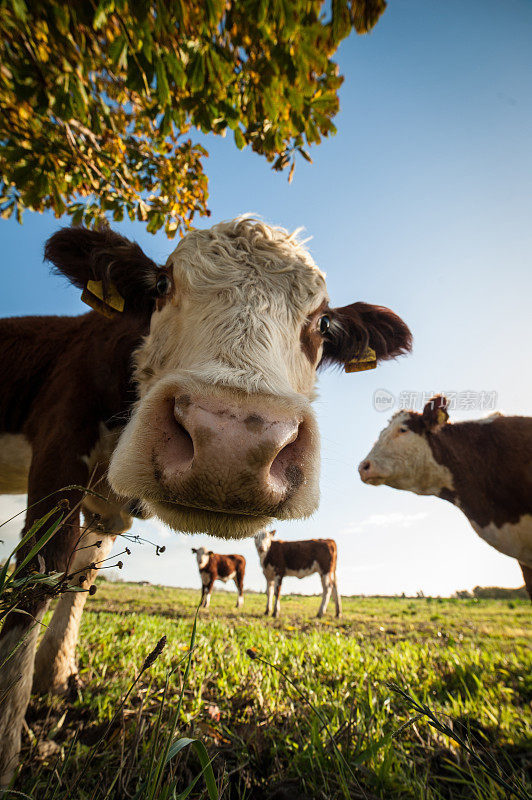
[141,636,167,671]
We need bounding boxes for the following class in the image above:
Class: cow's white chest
[470,514,532,566]
[0,433,32,494]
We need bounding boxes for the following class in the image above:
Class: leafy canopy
[0,0,386,236]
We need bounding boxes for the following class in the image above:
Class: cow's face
[359,397,453,495]
[47,218,411,538]
[192,546,211,569]
[254,528,275,558]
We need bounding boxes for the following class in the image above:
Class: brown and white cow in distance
[0,216,411,781]
[359,396,532,598]
[254,530,341,618]
[192,547,246,609]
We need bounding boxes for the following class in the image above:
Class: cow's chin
[146,499,274,539]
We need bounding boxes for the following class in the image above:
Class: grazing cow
[359,396,532,598]
[0,217,411,781]
[192,547,246,609]
[254,530,341,618]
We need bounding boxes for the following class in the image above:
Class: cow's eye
[318,315,330,335]
[399,426,408,433]
[156,273,171,296]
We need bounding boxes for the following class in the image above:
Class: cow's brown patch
[174,394,192,415]
[244,414,265,433]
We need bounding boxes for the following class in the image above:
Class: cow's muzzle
[153,391,311,514]
[108,379,320,536]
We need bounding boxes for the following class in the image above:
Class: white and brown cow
[192,547,246,609]
[0,217,411,781]
[254,530,341,618]
[359,396,532,598]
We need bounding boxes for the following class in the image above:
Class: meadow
[7,580,529,800]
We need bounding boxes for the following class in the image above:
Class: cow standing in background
[254,530,341,618]
[359,396,532,598]
[192,547,246,609]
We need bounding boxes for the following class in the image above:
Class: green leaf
[166,738,218,800]
[93,1,110,30]
[109,35,128,70]
[189,53,205,92]
[233,127,245,150]
[155,56,170,106]
[10,0,27,22]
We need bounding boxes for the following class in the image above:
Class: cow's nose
[358,460,372,481]
[153,394,311,514]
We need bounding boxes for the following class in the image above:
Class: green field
[16,582,532,800]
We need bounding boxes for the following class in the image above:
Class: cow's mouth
[360,474,386,486]
[146,497,274,539]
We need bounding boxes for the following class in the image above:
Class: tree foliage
[0,0,386,236]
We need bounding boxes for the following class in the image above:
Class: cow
[254,530,341,618]
[192,547,246,609]
[358,396,532,598]
[0,216,411,781]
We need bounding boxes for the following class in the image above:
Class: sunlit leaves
[0,0,386,235]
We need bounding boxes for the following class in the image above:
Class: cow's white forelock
[365,411,454,496]
[195,546,210,569]
[135,217,328,397]
[254,529,274,564]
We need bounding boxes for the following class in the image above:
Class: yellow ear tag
[81,280,125,319]
[436,408,447,425]
[344,347,377,373]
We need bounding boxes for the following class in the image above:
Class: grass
[9,582,531,800]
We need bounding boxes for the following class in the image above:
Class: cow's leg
[519,562,532,601]
[317,572,334,618]
[264,580,274,615]
[272,576,282,618]
[0,431,95,785]
[33,529,115,695]
[234,572,244,609]
[331,572,342,617]
[202,580,215,609]
[0,604,48,785]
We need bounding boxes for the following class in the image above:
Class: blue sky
[1,0,531,597]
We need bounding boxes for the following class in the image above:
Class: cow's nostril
[170,403,195,470]
[269,421,307,493]
[360,460,371,472]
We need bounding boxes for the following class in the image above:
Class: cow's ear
[271,530,276,536]
[321,302,412,370]
[208,550,214,555]
[191,548,197,553]
[422,396,449,430]
[44,225,167,318]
